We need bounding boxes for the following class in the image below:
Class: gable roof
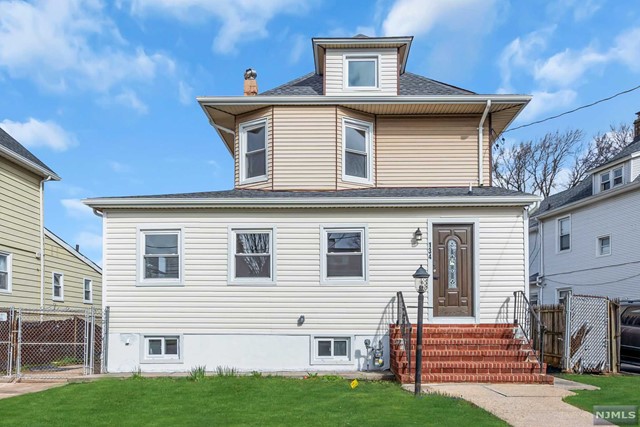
[593,136,640,170]
[44,228,102,274]
[260,71,475,96]
[0,127,60,179]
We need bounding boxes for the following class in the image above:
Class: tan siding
[376,116,491,187]
[272,106,336,190]
[0,156,42,307]
[104,207,525,334]
[325,48,398,96]
[234,107,273,190]
[336,107,376,189]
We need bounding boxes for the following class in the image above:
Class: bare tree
[564,123,633,188]
[493,142,531,192]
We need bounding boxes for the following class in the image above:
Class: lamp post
[413,264,429,397]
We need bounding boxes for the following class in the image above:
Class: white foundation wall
[103,206,526,372]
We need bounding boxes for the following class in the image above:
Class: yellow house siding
[44,234,102,310]
[376,116,491,187]
[234,107,273,190]
[0,155,42,307]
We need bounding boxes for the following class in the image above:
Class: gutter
[478,100,491,186]
[84,195,542,210]
[0,145,60,181]
[39,175,54,308]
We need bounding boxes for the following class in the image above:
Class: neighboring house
[86,35,542,376]
[0,127,102,310]
[529,112,640,305]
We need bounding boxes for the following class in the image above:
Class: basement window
[239,119,268,184]
[312,337,351,364]
[144,336,181,361]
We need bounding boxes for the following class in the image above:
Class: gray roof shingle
[105,186,532,200]
[259,71,474,96]
[0,127,58,177]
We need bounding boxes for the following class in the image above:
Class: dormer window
[240,119,268,184]
[345,55,378,89]
[599,166,623,191]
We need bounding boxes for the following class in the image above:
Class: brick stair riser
[398,374,554,384]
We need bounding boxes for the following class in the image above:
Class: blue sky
[1,0,639,265]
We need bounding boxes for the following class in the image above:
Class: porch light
[413,228,422,241]
[412,264,430,397]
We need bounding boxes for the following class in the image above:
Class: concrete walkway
[0,381,64,400]
[404,379,600,427]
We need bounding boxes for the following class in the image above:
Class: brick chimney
[244,68,258,96]
[634,111,640,140]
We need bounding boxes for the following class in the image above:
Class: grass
[559,374,640,414]
[0,376,506,427]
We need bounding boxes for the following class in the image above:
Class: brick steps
[389,323,553,385]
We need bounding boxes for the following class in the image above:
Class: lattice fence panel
[569,295,609,373]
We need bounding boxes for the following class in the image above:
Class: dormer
[312,35,413,96]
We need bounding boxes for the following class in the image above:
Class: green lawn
[560,374,640,414]
[0,376,506,427]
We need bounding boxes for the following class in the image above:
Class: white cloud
[0,118,76,151]
[178,80,193,105]
[612,27,640,72]
[534,47,609,87]
[516,90,577,122]
[382,0,496,37]
[74,231,102,251]
[0,0,174,107]
[61,198,95,219]
[112,89,149,114]
[124,0,311,54]
[547,0,603,22]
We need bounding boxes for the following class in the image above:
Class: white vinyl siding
[0,252,11,293]
[102,207,526,334]
[325,48,397,96]
[52,272,64,302]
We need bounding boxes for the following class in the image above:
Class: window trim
[557,287,573,305]
[83,277,93,304]
[320,225,368,285]
[228,227,277,286]
[599,165,624,191]
[239,118,269,185]
[557,215,571,253]
[0,251,12,294]
[137,228,183,286]
[341,118,374,185]
[310,336,353,365]
[596,234,612,257]
[52,272,64,302]
[612,166,624,187]
[140,334,183,364]
[343,54,380,90]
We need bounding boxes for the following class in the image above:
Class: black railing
[513,291,545,373]
[396,291,412,378]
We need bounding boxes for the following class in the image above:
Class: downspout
[40,176,54,308]
[478,100,491,187]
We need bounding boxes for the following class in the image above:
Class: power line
[504,83,640,133]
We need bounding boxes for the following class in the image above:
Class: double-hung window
[230,229,274,284]
[613,167,623,187]
[52,272,64,301]
[558,217,571,252]
[144,336,180,361]
[597,235,611,256]
[141,230,181,283]
[345,56,378,89]
[0,252,11,293]
[313,337,351,363]
[240,119,268,184]
[322,227,366,283]
[83,278,93,303]
[600,171,611,191]
[343,119,373,184]
[600,166,624,191]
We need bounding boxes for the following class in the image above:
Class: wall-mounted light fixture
[414,228,423,241]
[297,315,305,326]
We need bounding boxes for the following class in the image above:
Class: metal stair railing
[513,290,546,373]
[396,291,412,378]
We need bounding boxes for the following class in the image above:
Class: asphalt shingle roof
[259,72,475,96]
[0,127,58,177]
[109,186,532,200]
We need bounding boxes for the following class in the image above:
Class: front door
[433,224,474,317]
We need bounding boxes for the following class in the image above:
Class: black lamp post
[412,264,429,396]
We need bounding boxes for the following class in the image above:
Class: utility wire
[504,83,640,133]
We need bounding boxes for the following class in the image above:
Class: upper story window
[52,272,64,301]
[597,235,611,257]
[558,216,571,252]
[140,230,181,284]
[343,119,373,184]
[239,119,268,184]
[600,166,623,191]
[345,56,378,89]
[229,228,275,285]
[83,278,93,304]
[0,252,11,293]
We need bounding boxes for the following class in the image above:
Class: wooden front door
[433,224,474,317]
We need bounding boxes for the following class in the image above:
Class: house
[0,127,102,310]
[85,35,550,383]
[529,112,640,305]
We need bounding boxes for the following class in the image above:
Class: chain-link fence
[0,306,107,380]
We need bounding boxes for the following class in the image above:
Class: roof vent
[244,68,258,96]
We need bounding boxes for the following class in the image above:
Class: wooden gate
[534,304,566,369]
